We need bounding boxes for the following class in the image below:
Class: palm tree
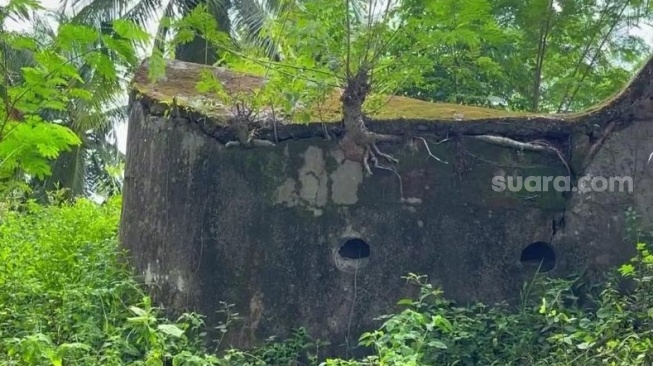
[61,0,282,65]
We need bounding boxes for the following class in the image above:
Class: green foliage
[150,3,328,123]
[323,243,653,366]
[151,0,424,125]
[150,0,652,125]
[395,0,514,107]
[3,196,653,366]
[0,196,216,365]
[0,195,328,365]
[395,0,652,112]
[0,0,148,199]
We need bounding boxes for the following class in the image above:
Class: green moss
[311,93,533,122]
[134,56,653,128]
[233,148,285,203]
[132,61,539,124]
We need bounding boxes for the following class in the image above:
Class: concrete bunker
[121,57,653,357]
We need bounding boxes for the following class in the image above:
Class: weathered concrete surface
[121,58,653,357]
[552,119,653,278]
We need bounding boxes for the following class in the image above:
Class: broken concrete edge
[129,55,653,152]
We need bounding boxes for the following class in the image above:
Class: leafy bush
[329,264,653,366]
[1,197,653,366]
[0,196,327,365]
[325,219,653,365]
[0,197,215,365]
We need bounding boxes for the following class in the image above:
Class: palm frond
[63,0,137,26]
[84,134,124,197]
[230,0,279,56]
[152,1,178,55]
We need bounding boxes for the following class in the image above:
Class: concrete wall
[121,59,653,357]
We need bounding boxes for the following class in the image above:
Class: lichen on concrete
[298,146,329,208]
[329,149,364,205]
[274,178,300,207]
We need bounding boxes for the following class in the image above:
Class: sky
[2,0,653,152]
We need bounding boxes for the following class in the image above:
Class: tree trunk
[531,0,555,112]
[341,69,374,144]
[339,69,399,171]
[175,0,232,65]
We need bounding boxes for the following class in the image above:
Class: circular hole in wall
[520,241,556,272]
[334,238,370,273]
[338,238,370,259]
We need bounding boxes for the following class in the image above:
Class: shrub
[2,197,652,366]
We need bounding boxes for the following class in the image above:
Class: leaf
[5,0,43,19]
[36,143,60,158]
[56,24,99,50]
[427,340,448,349]
[619,263,635,277]
[129,306,147,316]
[397,298,414,305]
[49,355,63,366]
[101,37,138,66]
[112,19,150,43]
[157,324,184,338]
[148,49,167,83]
[432,315,454,332]
[596,308,612,319]
[576,342,592,350]
[5,34,39,51]
[83,52,116,81]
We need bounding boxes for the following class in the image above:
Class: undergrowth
[1,197,652,365]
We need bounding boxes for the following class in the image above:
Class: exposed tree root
[225,139,275,148]
[321,122,332,141]
[415,136,450,164]
[361,141,399,175]
[339,128,400,176]
[339,69,402,176]
[225,123,276,148]
[472,134,570,176]
[472,134,552,152]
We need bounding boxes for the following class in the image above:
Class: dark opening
[338,238,370,260]
[520,241,556,272]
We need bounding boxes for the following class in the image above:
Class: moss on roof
[132,55,653,126]
[132,60,535,123]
